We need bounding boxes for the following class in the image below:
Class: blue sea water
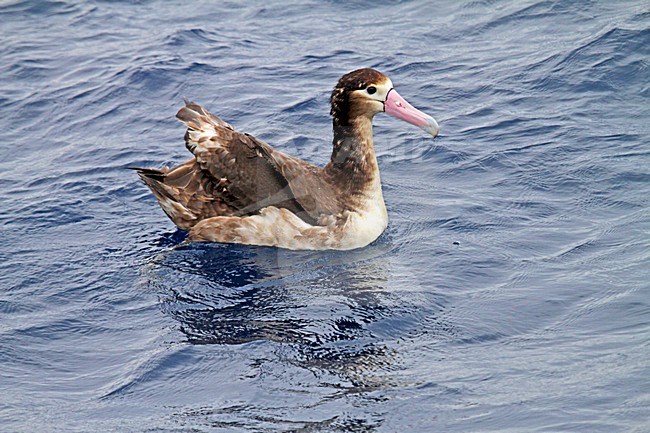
[1,0,649,431]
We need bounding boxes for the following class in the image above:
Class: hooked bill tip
[421,116,440,138]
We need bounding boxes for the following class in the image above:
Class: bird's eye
[366,86,377,95]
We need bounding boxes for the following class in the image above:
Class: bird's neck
[326,115,379,188]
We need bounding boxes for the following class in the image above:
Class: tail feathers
[132,167,198,229]
[128,166,168,182]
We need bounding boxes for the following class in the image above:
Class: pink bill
[384,89,439,137]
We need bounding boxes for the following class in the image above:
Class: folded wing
[136,102,342,229]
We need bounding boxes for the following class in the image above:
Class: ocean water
[1,0,649,431]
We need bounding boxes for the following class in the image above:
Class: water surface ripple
[1,1,648,432]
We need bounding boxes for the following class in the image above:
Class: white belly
[336,199,388,250]
[256,201,388,251]
[189,178,389,251]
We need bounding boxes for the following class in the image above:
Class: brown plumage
[136,101,338,228]
[134,69,439,250]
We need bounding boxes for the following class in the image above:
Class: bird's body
[135,69,438,250]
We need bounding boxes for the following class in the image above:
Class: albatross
[135,68,439,250]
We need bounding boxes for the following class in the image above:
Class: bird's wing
[176,102,342,223]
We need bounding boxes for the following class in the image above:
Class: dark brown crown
[330,68,387,126]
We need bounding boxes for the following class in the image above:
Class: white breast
[338,177,388,249]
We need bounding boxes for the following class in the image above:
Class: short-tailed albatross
[135,68,439,250]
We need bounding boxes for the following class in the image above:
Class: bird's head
[330,68,439,137]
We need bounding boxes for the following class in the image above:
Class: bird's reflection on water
[140,230,455,431]
[146,232,400,387]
